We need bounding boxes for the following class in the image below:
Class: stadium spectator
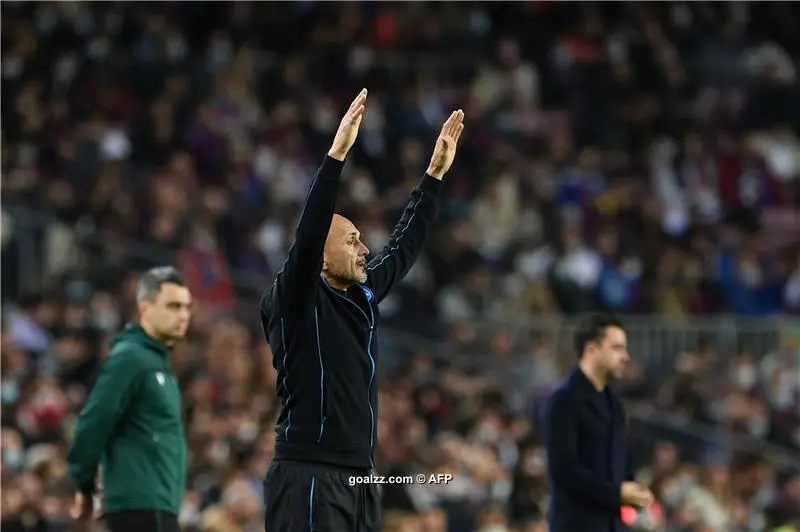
[1,3,798,531]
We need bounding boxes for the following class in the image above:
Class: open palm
[427,109,465,179]
[328,89,368,161]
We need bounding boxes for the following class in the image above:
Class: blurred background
[1,2,799,532]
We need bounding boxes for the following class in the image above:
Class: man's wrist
[426,167,444,180]
[327,149,347,162]
[420,173,444,195]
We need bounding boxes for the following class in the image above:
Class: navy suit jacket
[544,366,630,532]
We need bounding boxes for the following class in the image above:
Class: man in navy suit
[544,314,654,532]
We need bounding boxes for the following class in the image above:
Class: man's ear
[322,259,328,272]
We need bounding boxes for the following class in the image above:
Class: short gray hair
[136,266,188,303]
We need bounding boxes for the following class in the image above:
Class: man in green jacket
[68,266,192,532]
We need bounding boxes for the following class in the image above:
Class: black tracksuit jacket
[260,155,442,469]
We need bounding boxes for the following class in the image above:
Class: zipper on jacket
[366,304,376,469]
[322,280,371,326]
[321,279,377,466]
[314,307,327,443]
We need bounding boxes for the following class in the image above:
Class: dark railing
[5,204,800,469]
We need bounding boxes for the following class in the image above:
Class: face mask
[364,229,389,252]
[36,9,58,33]
[87,38,109,60]
[179,505,201,526]
[1,381,20,404]
[736,365,757,389]
[93,311,120,333]
[348,47,374,75]
[621,258,642,278]
[236,421,258,444]
[351,176,376,204]
[663,206,690,236]
[210,440,230,466]
[660,483,683,506]
[4,448,24,470]
[3,56,23,80]
[55,56,78,85]
[167,37,187,62]
[475,424,500,444]
[469,10,490,36]
[312,103,337,133]
[519,209,543,238]
[770,374,795,409]
[210,38,232,67]
[362,109,384,132]
[193,231,216,252]
[66,280,92,301]
[747,417,768,438]
[523,449,546,475]
[739,263,762,288]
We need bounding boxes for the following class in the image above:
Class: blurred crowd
[1,2,799,532]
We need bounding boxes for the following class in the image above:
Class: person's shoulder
[260,274,296,313]
[262,272,325,314]
[546,377,577,406]
[104,343,150,372]
[543,379,580,429]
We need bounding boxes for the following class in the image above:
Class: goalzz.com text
[348,474,453,486]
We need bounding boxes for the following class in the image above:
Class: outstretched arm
[364,177,440,303]
[365,110,465,302]
[269,90,368,318]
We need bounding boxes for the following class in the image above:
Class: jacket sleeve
[67,351,145,494]
[545,388,622,510]
[270,156,345,318]
[364,174,442,303]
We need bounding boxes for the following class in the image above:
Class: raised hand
[328,89,368,161]
[426,109,465,180]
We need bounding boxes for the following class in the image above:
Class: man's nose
[361,243,370,256]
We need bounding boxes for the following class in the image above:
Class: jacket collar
[110,323,171,357]
[568,364,618,420]
[569,364,604,396]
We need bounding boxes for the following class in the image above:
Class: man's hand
[620,481,654,508]
[71,492,95,526]
[426,109,465,180]
[328,89,368,161]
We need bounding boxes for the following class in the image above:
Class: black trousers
[264,459,381,532]
[103,510,180,532]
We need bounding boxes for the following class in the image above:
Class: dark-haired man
[544,314,654,532]
[68,266,192,532]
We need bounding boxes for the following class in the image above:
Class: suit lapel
[569,366,610,421]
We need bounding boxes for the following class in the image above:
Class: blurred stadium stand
[2,2,799,532]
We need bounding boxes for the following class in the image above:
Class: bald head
[329,214,353,237]
[326,215,358,253]
[322,214,370,290]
